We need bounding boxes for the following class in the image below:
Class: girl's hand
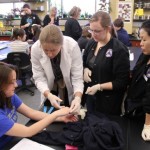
[54,107,70,117]
[62,114,78,123]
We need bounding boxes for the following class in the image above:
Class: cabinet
[130,40,141,47]
[0,36,11,41]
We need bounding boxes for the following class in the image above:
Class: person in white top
[8,28,30,54]
[31,24,84,115]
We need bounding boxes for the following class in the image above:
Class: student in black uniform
[124,20,150,141]
[20,4,41,40]
[83,11,130,115]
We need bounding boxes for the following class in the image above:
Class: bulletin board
[118,1,132,22]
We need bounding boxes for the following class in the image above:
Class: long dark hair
[133,20,150,71]
[140,20,150,36]
[11,28,26,40]
[32,25,41,42]
[0,62,18,109]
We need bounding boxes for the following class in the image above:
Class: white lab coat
[31,36,84,104]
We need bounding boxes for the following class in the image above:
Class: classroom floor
[17,88,41,125]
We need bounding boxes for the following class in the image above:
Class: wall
[29,1,47,20]
[110,0,134,34]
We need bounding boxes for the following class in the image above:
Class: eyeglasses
[88,29,105,35]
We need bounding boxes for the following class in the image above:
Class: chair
[7,52,34,96]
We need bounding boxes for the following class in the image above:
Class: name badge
[106,49,112,57]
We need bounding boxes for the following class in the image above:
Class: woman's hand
[47,93,62,109]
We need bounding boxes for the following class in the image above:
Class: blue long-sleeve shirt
[117,28,132,47]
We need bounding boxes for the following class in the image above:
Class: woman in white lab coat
[31,24,84,114]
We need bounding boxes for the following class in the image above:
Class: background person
[65,6,82,41]
[77,26,92,52]
[124,20,150,141]
[113,18,131,47]
[8,28,29,54]
[43,6,59,27]
[20,4,41,40]
[83,11,130,115]
[31,24,83,114]
[31,24,41,43]
[0,62,77,149]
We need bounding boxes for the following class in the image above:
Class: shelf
[143,8,150,10]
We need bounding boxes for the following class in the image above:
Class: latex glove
[142,124,150,141]
[79,108,87,120]
[69,96,81,115]
[47,93,62,109]
[85,84,101,95]
[83,68,92,83]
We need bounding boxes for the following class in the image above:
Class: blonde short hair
[69,6,81,17]
[39,24,63,45]
[50,7,57,15]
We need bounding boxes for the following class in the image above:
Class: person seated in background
[0,62,77,149]
[43,6,59,27]
[8,28,30,54]
[113,18,132,47]
[77,26,92,52]
[31,24,41,42]
[124,20,150,141]
[65,6,82,41]
[20,4,41,40]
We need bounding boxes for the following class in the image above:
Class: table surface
[4,115,150,150]
[3,121,65,150]
[0,41,33,61]
[0,41,11,61]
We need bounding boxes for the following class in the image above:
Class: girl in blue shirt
[0,62,77,148]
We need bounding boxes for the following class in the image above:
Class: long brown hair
[11,28,26,40]
[0,62,18,109]
[32,25,41,42]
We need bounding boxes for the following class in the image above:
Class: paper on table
[10,138,55,150]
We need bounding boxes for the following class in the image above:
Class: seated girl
[0,62,77,148]
[8,28,30,54]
